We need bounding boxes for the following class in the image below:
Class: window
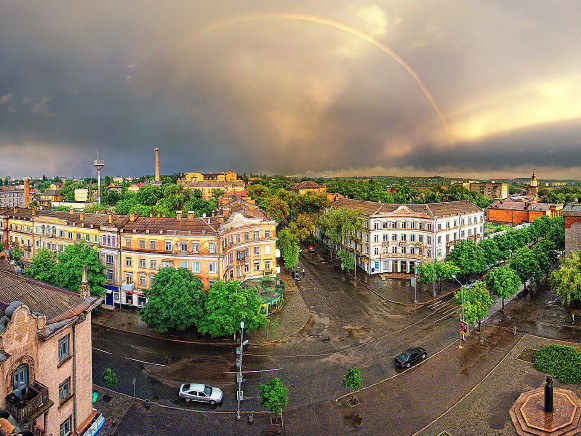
[410,247,415,254]
[192,261,200,273]
[106,269,114,281]
[139,273,147,287]
[402,222,407,229]
[446,222,450,229]
[105,254,114,265]
[139,258,146,268]
[265,245,271,255]
[180,261,188,269]
[192,242,199,253]
[391,234,397,241]
[383,234,389,242]
[254,246,260,256]
[400,234,407,241]
[236,234,240,243]
[125,257,132,267]
[244,263,250,273]
[58,334,70,361]
[150,260,157,269]
[253,231,260,239]
[265,230,271,238]
[265,260,271,270]
[391,222,397,229]
[392,246,397,253]
[427,236,432,244]
[125,273,133,284]
[254,261,260,271]
[373,234,379,242]
[180,242,188,252]
[374,247,379,255]
[401,247,407,254]
[373,222,379,230]
[244,232,249,241]
[418,235,423,243]
[410,222,415,229]
[437,236,442,244]
[13,363,28,390]
[410,234,415,242]
[125,238,131,248]
[149,240,157,250]
[208,262,216,273]
[76,233,81,240]
[138,239,146,249]
[209,243,216,253]
[59,377,71,403]
[60,416,72,436]
[85,234,90,241]
[165,241,172,251]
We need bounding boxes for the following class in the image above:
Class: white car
[179,383,223,405]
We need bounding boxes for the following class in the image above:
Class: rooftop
[330,198,482,218]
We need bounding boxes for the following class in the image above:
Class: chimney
[176,211,183,219]
[79,265,91,298]
[79,212,85,221]
[154,147,161,182]
[70,209,74,214]
[187,211,195,219]
[130,212,138,222]
[108,214,113,224]
[31,208,37,216]
[23,178,30,208]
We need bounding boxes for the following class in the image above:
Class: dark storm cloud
[1,1,581,179]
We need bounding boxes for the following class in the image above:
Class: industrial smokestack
[23,177,30,208]
[154,147,160,182]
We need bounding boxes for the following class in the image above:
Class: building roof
[488,200,561,211]
[563,203,581,215]
[180,180,245,188]
[41,190,60,196]
[330,198,481,218]
[291,181,326,191]
[122,215,222,236]
[0,270,101,324]
[1,207,129,228]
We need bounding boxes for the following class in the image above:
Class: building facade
[564,203,581,256]
[323,198,485,275]
[487,200,563,225]
[0,206,277,309]
[465,181,508,199]
[0,187,24,208]
[0,270,102,435]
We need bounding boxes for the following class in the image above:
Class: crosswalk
[427,299,459,323]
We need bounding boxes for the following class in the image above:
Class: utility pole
[236,321,248,420]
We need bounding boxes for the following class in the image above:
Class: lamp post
[236,321,248,420]
[452,274,467,340]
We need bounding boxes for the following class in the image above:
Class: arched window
[13,363,28,390]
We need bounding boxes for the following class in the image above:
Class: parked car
[394,347,427,368]
[292,271,302,281]
[307,246,315,252]
[179,383,223,405]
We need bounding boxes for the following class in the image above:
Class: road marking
[92,347,112,355]
[124,357,166,366]
[223,368,283,374]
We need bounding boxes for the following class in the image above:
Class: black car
[394,347,427,368]
[292,271,302,281]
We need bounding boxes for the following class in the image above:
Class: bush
[533,345,581,384]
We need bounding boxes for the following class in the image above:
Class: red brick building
[564,203,581,256]
[487,200,563,225]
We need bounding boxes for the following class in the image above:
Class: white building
[323,198,485,275]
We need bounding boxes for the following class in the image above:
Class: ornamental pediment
[221,212,262,230]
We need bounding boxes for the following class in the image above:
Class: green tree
[26,248,57,283]
[264,196,289,223]
[10,244,22,264]
[485,265,521,312]
[288,213,316,242]
[136,184,163,206]
[478,238,501,267]
[455,281,493,331]
[317,208,366,262]
[510,247,541,285]
[259,378,288,427]
[102,368,118,389]
[115,197,138,215]
[448,240,487,275]
[140,267,205,333]
[416,261,460,294]
[337,249,355,271]
[550,250,581,307]
[342,367,362,398]
[197,281,266,338]
[277,230,300,270]
[53,242,105,295]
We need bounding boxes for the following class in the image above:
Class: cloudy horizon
[1,1,581,180]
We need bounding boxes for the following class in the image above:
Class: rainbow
[174,13,450,135]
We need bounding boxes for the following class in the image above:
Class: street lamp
[236,321,248,420]
[452,274,467,340]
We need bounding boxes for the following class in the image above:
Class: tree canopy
[448,240,487,275]
[276,230,300,270]
[259,377,289,415]
[26,248,57,283]
[484,265,521,311]
[52,242,105,295]
[455,281,493,330]
[550,251,581,307]
[141,267,205,333]
[196,281,266,337]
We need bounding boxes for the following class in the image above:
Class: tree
[317,208,366,261]
[510,247,541,285]
[288,213,316,242]
[264,196,289,223]
[140,267,205,333]
[416,261,459,294]
[342,367,362,399]
[10,244,22,264]
[102,368,118,389]
[455,281,493,331]
[53,242,105,295]
[485,265,521,312]
[550,251,581,307]
[337,249,355,272]
[137,184,162,206]
[448,240,487,275]
[478,238,501,267]
[27,248,57,283]
[277,230,300,270]
[259,378,288,427]
[197,281,266,338]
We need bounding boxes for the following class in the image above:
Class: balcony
[5,381,53,426]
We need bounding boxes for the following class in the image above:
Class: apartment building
[177,171,246,200]
[0,187,24,208]
[324,198,485,275]
[0,269,102,435]
[0,206,277,309]
[487,200,563,224]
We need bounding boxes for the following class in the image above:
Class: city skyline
[1,1,581,179]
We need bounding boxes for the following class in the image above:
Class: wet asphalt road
[92,250,462,413]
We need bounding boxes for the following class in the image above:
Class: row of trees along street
[415,215,565,330]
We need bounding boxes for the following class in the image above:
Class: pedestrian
[512,324,517,335]
[302,267,305,277]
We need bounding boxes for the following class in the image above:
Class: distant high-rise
[154,147,160,182]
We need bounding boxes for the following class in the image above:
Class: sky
[1,1,581,180]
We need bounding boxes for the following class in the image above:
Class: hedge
[533,345,581,384]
